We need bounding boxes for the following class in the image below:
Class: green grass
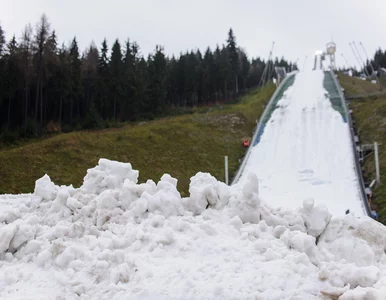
[0,85,275,197]
[338,73,384,96]
[339,74,386,223]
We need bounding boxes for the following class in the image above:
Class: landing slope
[236,70,365,216]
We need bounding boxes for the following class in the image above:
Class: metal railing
[327,70,371,216]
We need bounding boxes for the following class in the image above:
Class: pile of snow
[1,158,386,299]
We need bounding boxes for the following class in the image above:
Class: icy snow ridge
[1,158,386,299]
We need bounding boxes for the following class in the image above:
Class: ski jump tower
[326,42,336,70]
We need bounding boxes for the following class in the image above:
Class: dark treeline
[0,14,295,141]
[340,48,386,76]
[366,48,386,75]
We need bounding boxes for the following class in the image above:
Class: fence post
[374,142,380,185]
[225,156,229,185]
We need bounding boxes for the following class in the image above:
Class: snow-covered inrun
[1,70,386,299]
[236,70,366,216]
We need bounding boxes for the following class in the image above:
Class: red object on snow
[243,139,250,147]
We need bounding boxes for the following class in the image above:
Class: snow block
[81,158,139,194]
[34,174,58,201]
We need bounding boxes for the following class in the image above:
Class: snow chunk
[81,158,139,194]
[300,198,331,238]
[33,174,58,201]
[43,186,74,225]
[0,224,17,254]
[0,208,21,224]
[319,215,386,266]
[55,245,85,268]
[339,286,386,300]
[225,173,261,223]
[66,197,83,210]
[9,222,36,252]
[160,174,177,187]
[184,172,230,214]
[337,265,380,288]
[94,190,123,229]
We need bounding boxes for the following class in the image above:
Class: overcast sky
[1,0,385,69]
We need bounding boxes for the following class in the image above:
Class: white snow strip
[236,70,365,216]
[0,158,385,299]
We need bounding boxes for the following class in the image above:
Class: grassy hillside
[338,73,385,96]
[0,85,275,196]
[339,74,386,223]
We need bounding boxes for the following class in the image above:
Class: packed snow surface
[1,158,386,299]
[236,70,365,216]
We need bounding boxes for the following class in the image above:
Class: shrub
[0,129,20,144]
[46,121,61,133]
[83,106,102,129]
[19,119,40,138]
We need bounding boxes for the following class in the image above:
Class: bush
[102,119,112,128]
[16,119,40,139]
[61,124,73,133]
[83,106,102,129]
[46,121,61,133]
[0,129,20,144]
[141,112,155,121]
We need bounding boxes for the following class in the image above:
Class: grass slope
[339,74,386,223]
[338,74,384,96]
[0,85,275,196]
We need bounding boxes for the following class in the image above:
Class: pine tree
[213,46,223,101]
[0,24,6,115]
[203,47,215,103]
[68,37,82,123]
[131,43,149,117]
[148,46,167,114]
[195,50,204,105]
[176,53,187,106]
[4,36,21,130]
[220,46,231,99]
[57,44,70,125]
[185,51,197,106]
[19,24,33,135]
[227,28,239,94]
[97,39,109,119]
[137,57,149,117]
[33,14,50,132]
[110,39,123,120]
[45,30,59,125]
[82,43,99,127]
[123,39,136,119]
[0,24,5,56]
[165,56,178,107]
[33,14,50,130]
[238,50,250,90]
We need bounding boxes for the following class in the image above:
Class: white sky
[1,0,385,69]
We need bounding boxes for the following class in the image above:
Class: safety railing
[325,70,371,216]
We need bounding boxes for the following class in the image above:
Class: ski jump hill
[232,69,370,217]
[1,69,386,300]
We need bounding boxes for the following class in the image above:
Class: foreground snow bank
[1,159,386,299]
